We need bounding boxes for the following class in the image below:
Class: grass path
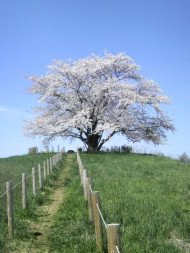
[11,154,74,253]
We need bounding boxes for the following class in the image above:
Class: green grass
[0,153,55,193]
[80,152,190,253]
[2,152,190,252]
[48,154,99,253]
[0,152,63,251]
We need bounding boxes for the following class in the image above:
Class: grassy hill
[79,152,190,252]
[0,153,57,250]
[1,152,190,252]
[0,153,55,193]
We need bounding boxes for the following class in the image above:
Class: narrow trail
[170,233,190,253]
[11,154,74,253]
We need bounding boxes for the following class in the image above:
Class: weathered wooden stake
[87,177,94,221]
[83,169,87,199]
[107,224,121,253]
[43,161,47,179]
[6,182,14,238]
[92,191,103,251]
[22,173,27,209]
[32,168,37,197]
[80,164,84,185]
[51,156,54,167]
[38,164,42,189]
[78,163,81,176]
[50,157,52,172]
[53,155,55,166]
[47,159,50,176]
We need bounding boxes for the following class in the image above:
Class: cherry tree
[24,52,174,151]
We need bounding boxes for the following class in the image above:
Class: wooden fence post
[78,161,82,176]
[87,177,94,221]
[107,224,121,253]
[38,164,42,189]
[47,159,50,176]
[83,169,87,199]
[92,191,103,251]
[50,157,52,172]
[80,164,84,185]
[43,161,47,180]
[32,168,37,197]
[6,182,14,238]
[51,156,54,167]
[22,173,27,209]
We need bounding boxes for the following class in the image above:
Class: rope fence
[77,151,121,253]
[0,150,64,238]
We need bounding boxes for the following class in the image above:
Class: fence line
[1,150,64,238]
[77,151,121,253]
[0,180,23,197]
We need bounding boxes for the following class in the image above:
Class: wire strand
[0,179,23,197]
[27,174,32,179]
[12,180,22,190]
[96,203,107,229]
[115,245,120,253]
[0,191,7,198]
[89,184,93,193]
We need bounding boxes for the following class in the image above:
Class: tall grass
[0,153,58,251]
[80,152,190,252]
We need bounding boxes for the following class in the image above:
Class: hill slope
[80,153,190,252]
[1,152,190,252]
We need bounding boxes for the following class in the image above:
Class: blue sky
[0,0,190,157]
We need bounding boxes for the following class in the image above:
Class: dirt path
[11,154,74,253]
[170,233,190,253]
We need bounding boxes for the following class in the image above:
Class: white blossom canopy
[24,52,174,151]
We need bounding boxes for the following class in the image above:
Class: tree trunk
[87,134,101,152]
[87,146,100,152]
